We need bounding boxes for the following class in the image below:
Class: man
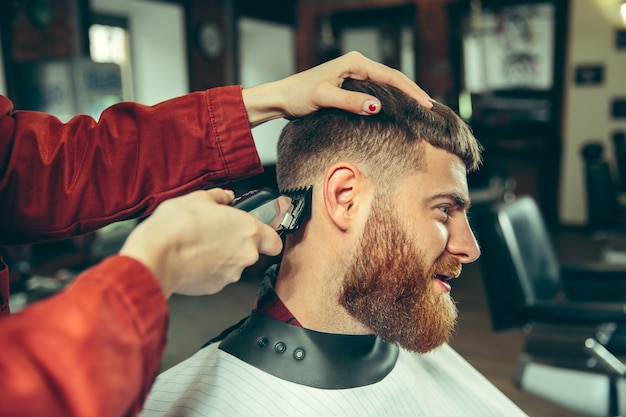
[139,80,527,416]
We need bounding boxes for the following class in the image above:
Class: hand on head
[242,51,433,127]
[119,188,283,297]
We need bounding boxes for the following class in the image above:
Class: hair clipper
[229,186,312,235]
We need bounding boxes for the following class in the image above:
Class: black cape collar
[217,310,399,389]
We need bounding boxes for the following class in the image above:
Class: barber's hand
[119,189,283,297]
[242,51,433,127]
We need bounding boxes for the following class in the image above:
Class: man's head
[274,79,482,353]
[276,79,481,192]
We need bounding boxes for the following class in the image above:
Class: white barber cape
[140,341,527,417]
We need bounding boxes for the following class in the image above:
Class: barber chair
[581,142,626,233]
[475,196,626,416]
[613,131,626,195]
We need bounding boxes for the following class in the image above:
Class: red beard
[339,196,460,353]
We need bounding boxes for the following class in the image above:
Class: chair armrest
[526,300,626,324]
[561,262,626,302]
[562,262,626,276]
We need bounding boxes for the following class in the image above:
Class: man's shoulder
[199,315,250,348]
[397,344,528,417]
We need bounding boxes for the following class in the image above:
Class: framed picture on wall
[450,0,569,136]
[462,2,555,92]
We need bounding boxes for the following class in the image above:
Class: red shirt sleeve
[0,86,262,245]
[0,86,262,415]
[0,255,168,417]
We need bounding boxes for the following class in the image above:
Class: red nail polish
[363,100,379,114]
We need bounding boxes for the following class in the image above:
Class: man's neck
[274,256,372,335]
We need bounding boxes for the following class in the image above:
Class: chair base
[516,356,625,417]
[517,323,626,416]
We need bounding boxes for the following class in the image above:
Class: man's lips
[434,272,457,282]
[433,273,456,292]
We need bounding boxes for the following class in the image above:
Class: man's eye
[439,206,450,216]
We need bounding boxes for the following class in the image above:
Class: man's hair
[276,79,482,191]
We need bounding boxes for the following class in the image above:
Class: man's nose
[447,219,481,263]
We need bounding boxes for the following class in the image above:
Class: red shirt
[0,86,262,417]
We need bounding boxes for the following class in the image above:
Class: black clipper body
[230,186,312,235]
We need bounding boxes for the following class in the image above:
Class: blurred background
[2,1,626,416]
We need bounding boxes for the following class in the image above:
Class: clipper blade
[277,186,313,235]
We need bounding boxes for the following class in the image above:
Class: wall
[10,0,87,62]
[187,0,231,92]
[238,17,295,164]
[559,0,626,225]
[90,0,188,105]
[5,0,622,219]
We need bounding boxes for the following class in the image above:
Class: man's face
[339,143,480,353]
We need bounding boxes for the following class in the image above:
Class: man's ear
[323,163,365,232]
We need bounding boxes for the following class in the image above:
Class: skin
[275,142,480,351]
[394,142,480,286]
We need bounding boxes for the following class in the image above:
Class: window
[89,15,134,101]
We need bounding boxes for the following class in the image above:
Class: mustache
[430,255,462,278]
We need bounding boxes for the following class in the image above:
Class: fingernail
[364,100,379,114]
[223,188,235,198]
